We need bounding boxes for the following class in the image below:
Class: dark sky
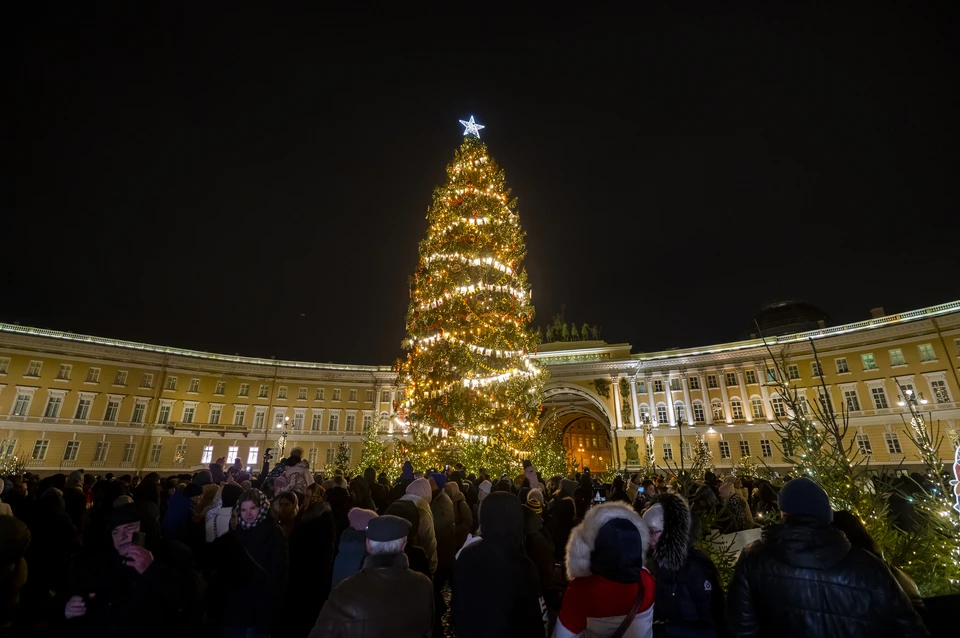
[6,4,959,364]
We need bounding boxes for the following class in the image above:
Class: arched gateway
[540,381,619,471]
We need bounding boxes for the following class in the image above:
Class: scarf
[524,498,543,515]
[237,489,270,529]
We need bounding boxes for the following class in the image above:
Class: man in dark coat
[310,515,433,638]
[726,477,928,638]
[452,492,548,638]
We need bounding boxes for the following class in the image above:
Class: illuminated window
[751,398,765,419]
[201,446,214,464]
[888,349,906,366]
[861,354,877,371]
[693,402,705,423]
[656,404,668,424]
[227,446,239,464]
[930,379,951,403]
[662,443,673,461]
[730,400,744,420]
[712,401,725,421]
[918,344,936,362]
[718,441,731,459]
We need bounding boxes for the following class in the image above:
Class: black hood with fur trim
[644,492,692,571]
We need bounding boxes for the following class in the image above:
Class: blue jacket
[331,527,368,588]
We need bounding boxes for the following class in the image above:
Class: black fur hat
[642,492,692,571]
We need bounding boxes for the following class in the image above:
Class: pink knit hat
[405,477,433,503]
[348,508,379,531]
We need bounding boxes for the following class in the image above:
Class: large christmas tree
[396,117,546,476]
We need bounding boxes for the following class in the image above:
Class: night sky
[7,4,959,365]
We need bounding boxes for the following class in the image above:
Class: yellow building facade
[1,299,959,477]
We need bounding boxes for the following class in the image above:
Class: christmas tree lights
[395,120,546,476]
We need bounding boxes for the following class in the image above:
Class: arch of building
[540,381,620,469]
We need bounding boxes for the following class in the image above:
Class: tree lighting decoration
[459,115,485,138]
[396,121,545,476]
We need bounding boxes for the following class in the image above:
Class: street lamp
[276,415,290,457]
[897,388,929,408]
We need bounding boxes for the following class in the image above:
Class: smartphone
[132,531,147,548]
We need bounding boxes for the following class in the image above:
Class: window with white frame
[681,441,692,460]
[293,410,305,430]
[104,399,121,421]
[362,414,373,430]
[725,372,738,387]
[843,389,861,412]
[149,443,162,464]
[122,443,136,464]
[810,361,823,377]
[798,396,811,416]
[329,412,340,432]
[277,386,288,399]
[253,408,265,429]
[215,381,226,395]
[884,432,902,454]
[247,447,259,465]
[32,439,49,460]
[760,439,772,458]
[918,343,936,362]
[751,397,764,419]
[311,411,323,431]
[745,370,757,384]
[639,404,650,423]
[662,442,674,461]
[165,376,178,391]
[670,378,681,392]
[870,387,888,409]
[707,375,718,388]
[63,440,80,462]
[73,395,93,420]
[182,405,196,424]
[26,361,42,377]
[346,413,356,431]
[719,441,731,459]
[308,448,318,467]
[85,367,101,383]
[233,406,246,426]
[57,364,72,380]
[44,394,63,418]
[349,389,358,402]
[175,444,188,465]
[688,376,700,390]
[333,389,342,401]
[856,434,872,455]
[227,446,239,464]
[274,411,286,428]
[693,402,705,423]
[114,370,128,386]
[674,402,685,423]
[93,441,109,462]
[766,368,777,382]
[0,357,9,374]
[929,379,951,403]
[888,349,906,366]
[835,358,849,373]
[131,400,146,423]
[239,383,249,397]
[817,389,834,414]
[0,439,18,459]
[787,365,800,380]
[861,354,877,371]
[298,387,307,400]
[317,388,326,401]
[141,373,153,389]
[201,445,214,464]
[209,405,222,425]
[365,390,374,402]
[712,401,725,421]
[380,390,390,403]
[157,403,172,425]
[739,440,751,457]
[188,378,200,393]
[653,379,664,392]
[258,384,269,398]
[656,404,668,424]
[771,397,786,417]
[325,448,335,465]
[730,399,744,420]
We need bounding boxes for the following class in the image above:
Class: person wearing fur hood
[554,502,656,638]
[642,494,726,638]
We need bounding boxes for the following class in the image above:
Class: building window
[870,387,888,409]
[293,411,305,430]
[165,376,178,391]
[333,389,342,401]
[63,440,80,462]
[884,432,902,454]
[639,405,650,423]
[325,448,336,466]
[708,375,718,388]
[888,349,906,366]
[712,401,725,421]
[745,370,757,384]
[771,397,786,417]
[57,364,73,380]
[114,370,128,386]
[656,404,668,424]
[346,414,356,431]
[258,384,269,398]
[141,373,153,389]
[681,441,692,460]
[93,441,109,462]
[766,368,776,382]
[157,404,172,425]
[363,414,373,430]
[918,343,936,362]
[86,367,101,383]
[308,448,318,467]
[44,395,63,418]
[365,390,374,402]
[689,376,700,390]
[739,440,751,457]
[817,390,834,414]
[0,358,9,374]
[760,439,773,458]
[380,390,390,403]
[104,400,121,421]
[201,445,214,464]
[253,409,265,429]
[730,400,744,420]
[329,412,340,432]
[670,378,681,392]
[861,354,877,371]
[74,397,92,420]
[719,441,731,459]
[274,411,286,428]
[227,446,239,464]
[174,444,188,465]
[843,390,860,412]
[247,447,259,466]
[278,386,288,399]
[662,443,674,461]
[654,379,664,393]
[693,402,705,423]
[674,402,685,423]
[856,434,872,455]
[188,378,200,393]
[294,387,305,400]
[725,372,738,387]
[26,361,42,377]
[131,401,146,423]
[835,358,849,374]
[311,412,323,431]
[32,439,49,460]
[209,406,222,425]
[215,381,226,395]
[798,396,811,416]
[349,389,358,402]
[239,383,249,397]
[233,407,246,426]
[121,443,136,464]
[787,365,800,380]
[810,361,823,377]
[751,397,765,419]
[149,444,163,464]
[182,405,195,424]
[929,379,950,403]
[318,388,326,401]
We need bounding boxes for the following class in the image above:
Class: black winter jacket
[727,519,928,638]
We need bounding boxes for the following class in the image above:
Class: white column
[757,365,774,422]
[717,369,732,424]
[680,372,695,426]
[629,377,641,430]
[698,370,714,426]
[664,373,676,426]
[611,376,624,430]
[736,367,753,423]
[645,373,657,427]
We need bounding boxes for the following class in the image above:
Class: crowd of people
[0,450,938,637]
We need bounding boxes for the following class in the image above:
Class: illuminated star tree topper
[459,115,485,138]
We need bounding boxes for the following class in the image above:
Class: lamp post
[276,415,290,458]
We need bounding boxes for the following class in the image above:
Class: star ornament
[459,116,485,138]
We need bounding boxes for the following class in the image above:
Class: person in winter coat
[472,479,492,533]
[545,495,577,563]
[385,498,432,579]
[642,494,725,638]
[310,515,434,638]
[444,480,473,550]
[63,470,87,531]
[401,478,438,575]
[726,477,928,638]
[350,476,377,511]
[717,479,755,533]
[364,467,388,512]
[452,492,548,638]
[216,489,289,638]
[279,494,337,637]
[554,502,655,638]
[389,461,416,503]
[332,508,378,588]
[22,487,80,613]
[608,476,631,504]
[430,474,456,574]
[162,483,201,542]
[522,489,558,608]
[206,483,242,542]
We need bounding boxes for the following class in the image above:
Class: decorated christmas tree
[357,415,388,475]
[396,117,546,476]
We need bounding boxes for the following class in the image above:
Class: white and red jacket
[552,570,656,638]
